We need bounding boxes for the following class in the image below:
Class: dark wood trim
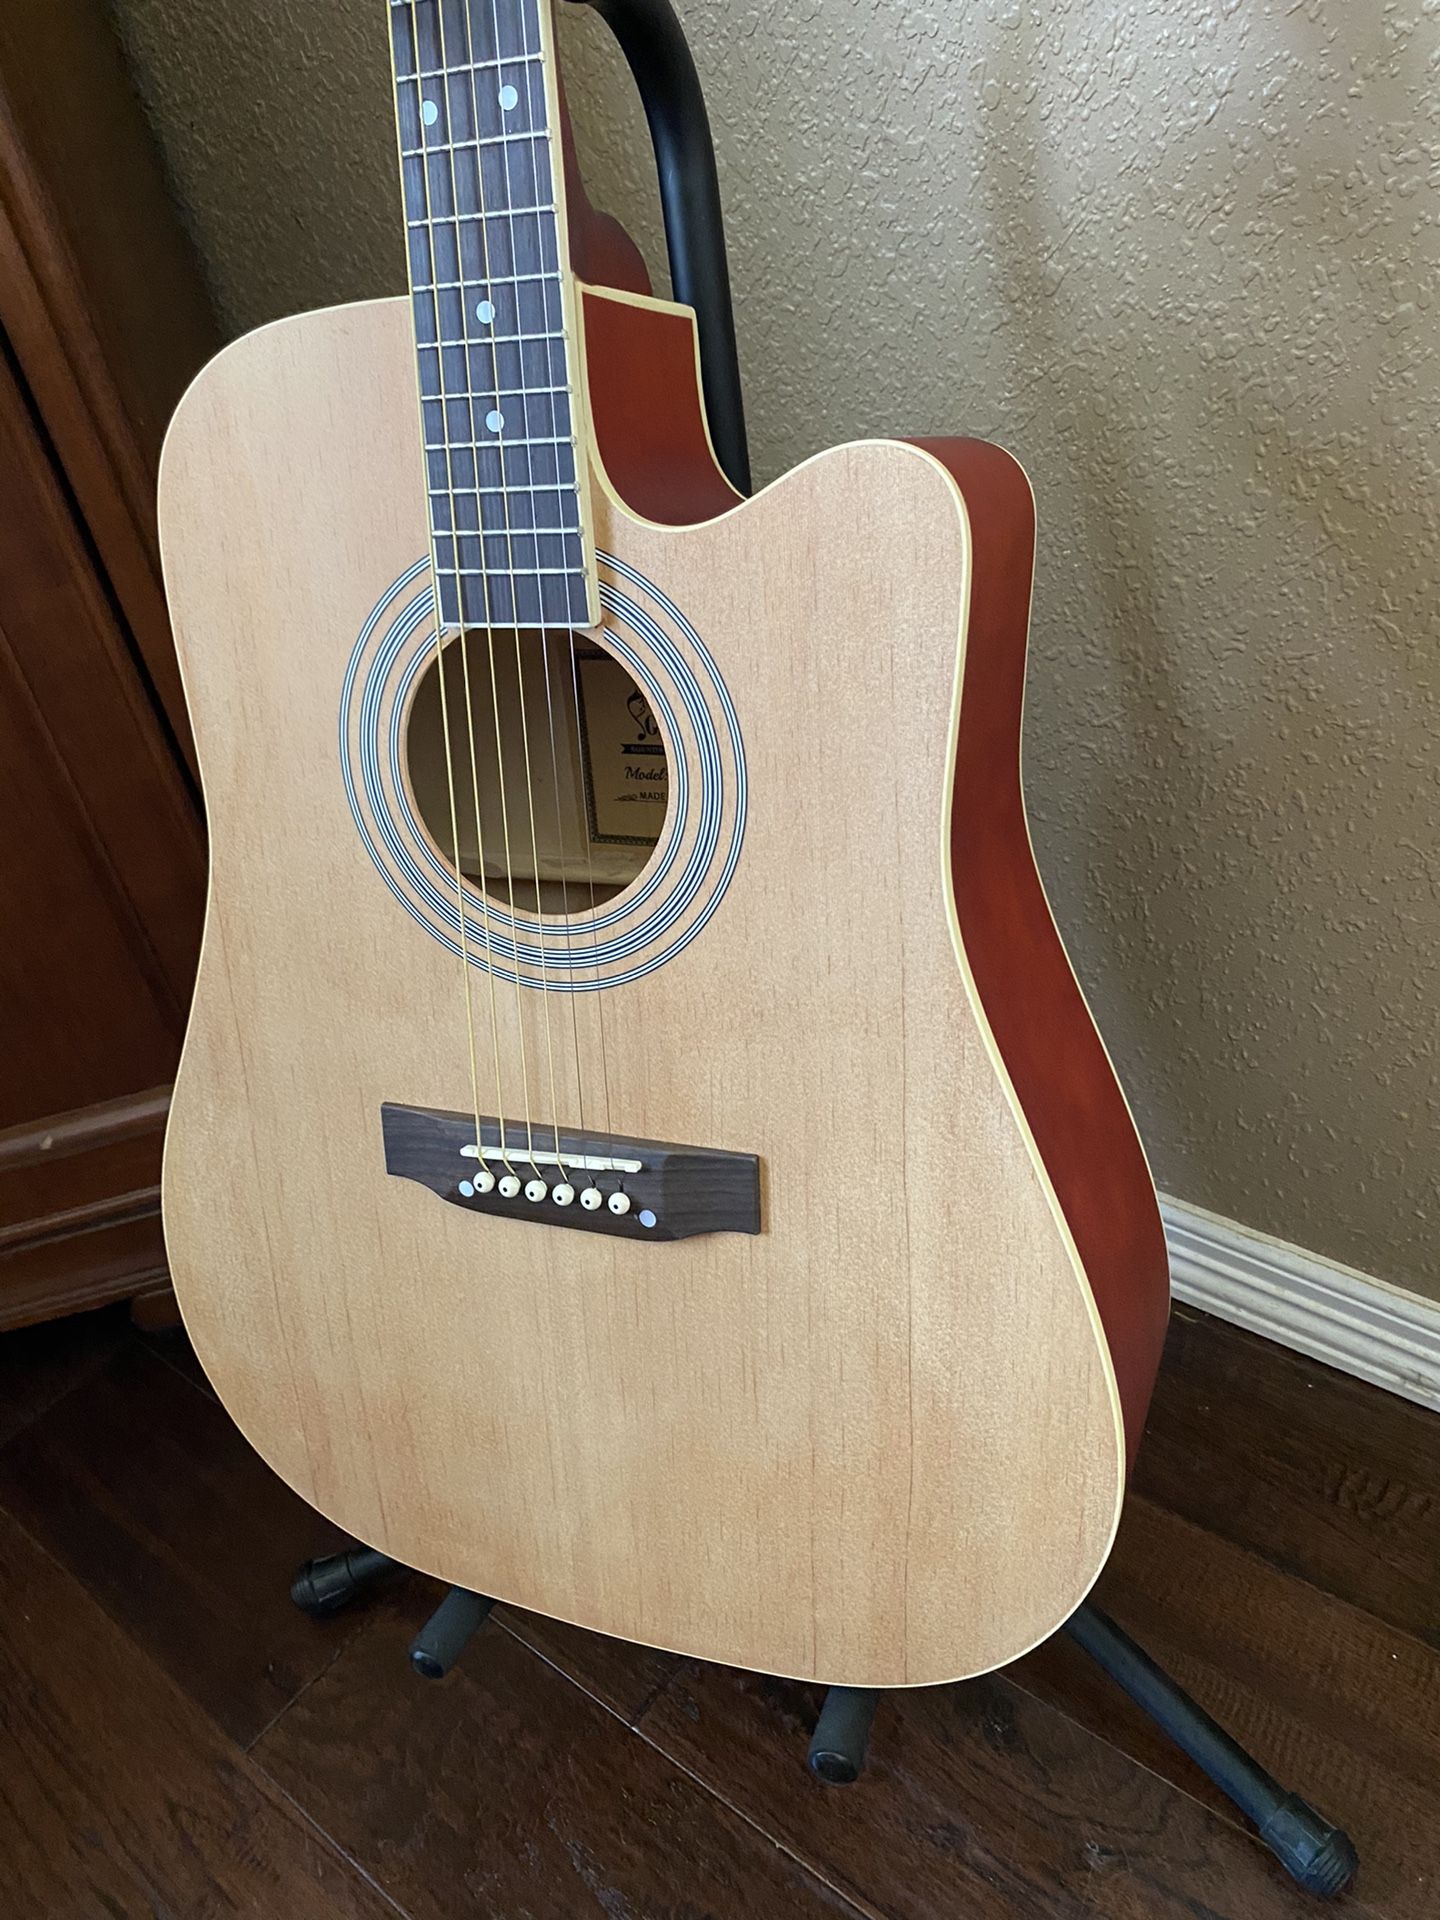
[0,1084,171,1173]
[0,345,206,1027]
[129,1285,183,1332]
[0,1085,172,1333]
[0,0,221,779]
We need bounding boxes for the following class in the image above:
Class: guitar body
[160,283,1167,1687]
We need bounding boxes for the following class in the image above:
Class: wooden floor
[0,1303,1436,1918]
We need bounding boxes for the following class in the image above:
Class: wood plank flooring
[0,1301,1435,1918]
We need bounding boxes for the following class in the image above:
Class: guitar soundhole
[405,629,671,916]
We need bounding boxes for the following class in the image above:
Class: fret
[414,270,561,292]
[411,51,543,81]
[435,527,581,554]
[423,435,573,452]
[435,533,585,563]
[414,47,545,75]
[428,330,561,348]
[437,481,580,498]
[432,522,585,541]
[443,566,580,578]
[455,527,580,539]
[406,203,555,227]
[399,130,548,160]
[427,383,571,401]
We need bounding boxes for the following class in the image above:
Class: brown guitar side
[919,438,1170,1461]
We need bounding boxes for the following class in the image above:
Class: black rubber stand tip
[806,1686,879,1787]
[808,1747,862,1787]
[408,1587,495,1680]
[1257,1796,1359,1898]
[290,1546,396,1617]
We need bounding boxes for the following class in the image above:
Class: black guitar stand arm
[804,1608,1355,1897]
[565,0,751,498]
[292,0,1356,1897]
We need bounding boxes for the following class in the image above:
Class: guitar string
[562,625,616,1143]
[465,0,571,1181]
[518,14,616,1149]
[422,0,523,1181]
[436,0,549,1184]
[539,633,586,1141]
[400,0,493,1178]
[514,3,595,1165]
[418,0,612,1186]
[529,30,622,1144]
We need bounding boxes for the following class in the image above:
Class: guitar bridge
[381,1103,762,1242]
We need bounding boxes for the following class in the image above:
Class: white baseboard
[1160,1194,1440,1414]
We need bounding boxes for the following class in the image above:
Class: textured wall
[107,0,1440,1296]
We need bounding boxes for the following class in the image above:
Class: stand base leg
[808,1686,880,1785]
[290,1545,399,1617]
[1064,1604,1358,1898]
[409,1586,496,1679]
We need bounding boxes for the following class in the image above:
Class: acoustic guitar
[159,0,1170,1687]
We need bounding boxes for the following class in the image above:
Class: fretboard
[390,0,593,631]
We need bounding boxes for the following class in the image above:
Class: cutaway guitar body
[159,0,1168,1689]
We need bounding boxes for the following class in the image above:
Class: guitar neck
[388,0,596,632]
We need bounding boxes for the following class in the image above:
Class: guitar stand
[288,0,1356,1897]
[289,1547,492,1681]
[805,1611,1357,1898]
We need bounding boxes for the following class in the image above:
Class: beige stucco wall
[106,0,1439,1297]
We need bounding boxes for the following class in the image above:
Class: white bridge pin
[579,1187,603,1211]
[498,1174,522,1200]
[552,1182,575,1207]
[474,1168,496,1194]
[607,1191,632,1217]
[524,1178,548,1203]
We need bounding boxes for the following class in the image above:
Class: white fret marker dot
[486,409,504,432]
[476,300,495,324]
[498,84,519,111]
[421,99,439,126]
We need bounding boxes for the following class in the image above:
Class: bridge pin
[498,1174,522,1199]
[579,1187,603,1211]
[607,1191,632,1216]
[552,1182,575,1207]
[474,1168,496,1194]
[524,1178,548,1203]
